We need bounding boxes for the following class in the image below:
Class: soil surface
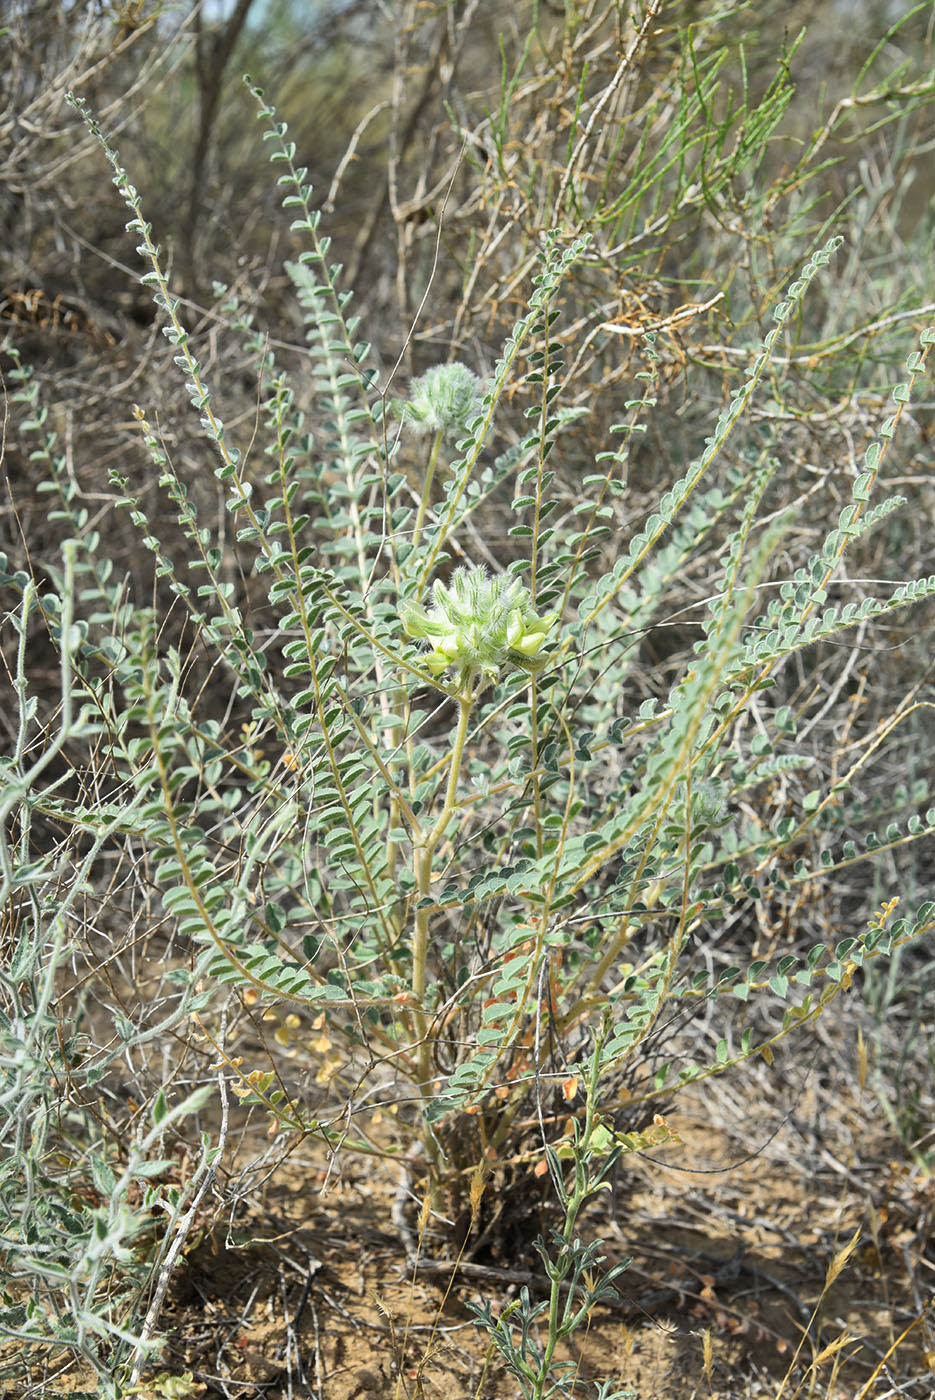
[6,1029,933,1400]
[124,1067,935,1399]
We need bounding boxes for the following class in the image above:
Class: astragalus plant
[1,61,933,1398]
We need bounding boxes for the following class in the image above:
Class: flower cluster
[390,362,488,444]
[401,566,557,690]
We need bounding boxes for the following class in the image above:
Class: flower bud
[390,362,488,444]
[400,565,557,689]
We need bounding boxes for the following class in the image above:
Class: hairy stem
[533,1021,607,1398]
[411,426,444,551]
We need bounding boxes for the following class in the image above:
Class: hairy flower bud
[390,362,488,444]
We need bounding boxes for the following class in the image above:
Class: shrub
[1,11,933,1396]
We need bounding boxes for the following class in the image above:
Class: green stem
[533,1019,607,1399]
[411,427,444,551]
[385,680,418,939]
[411,686,475,1169]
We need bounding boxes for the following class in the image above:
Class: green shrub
[1,13,933,1395]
